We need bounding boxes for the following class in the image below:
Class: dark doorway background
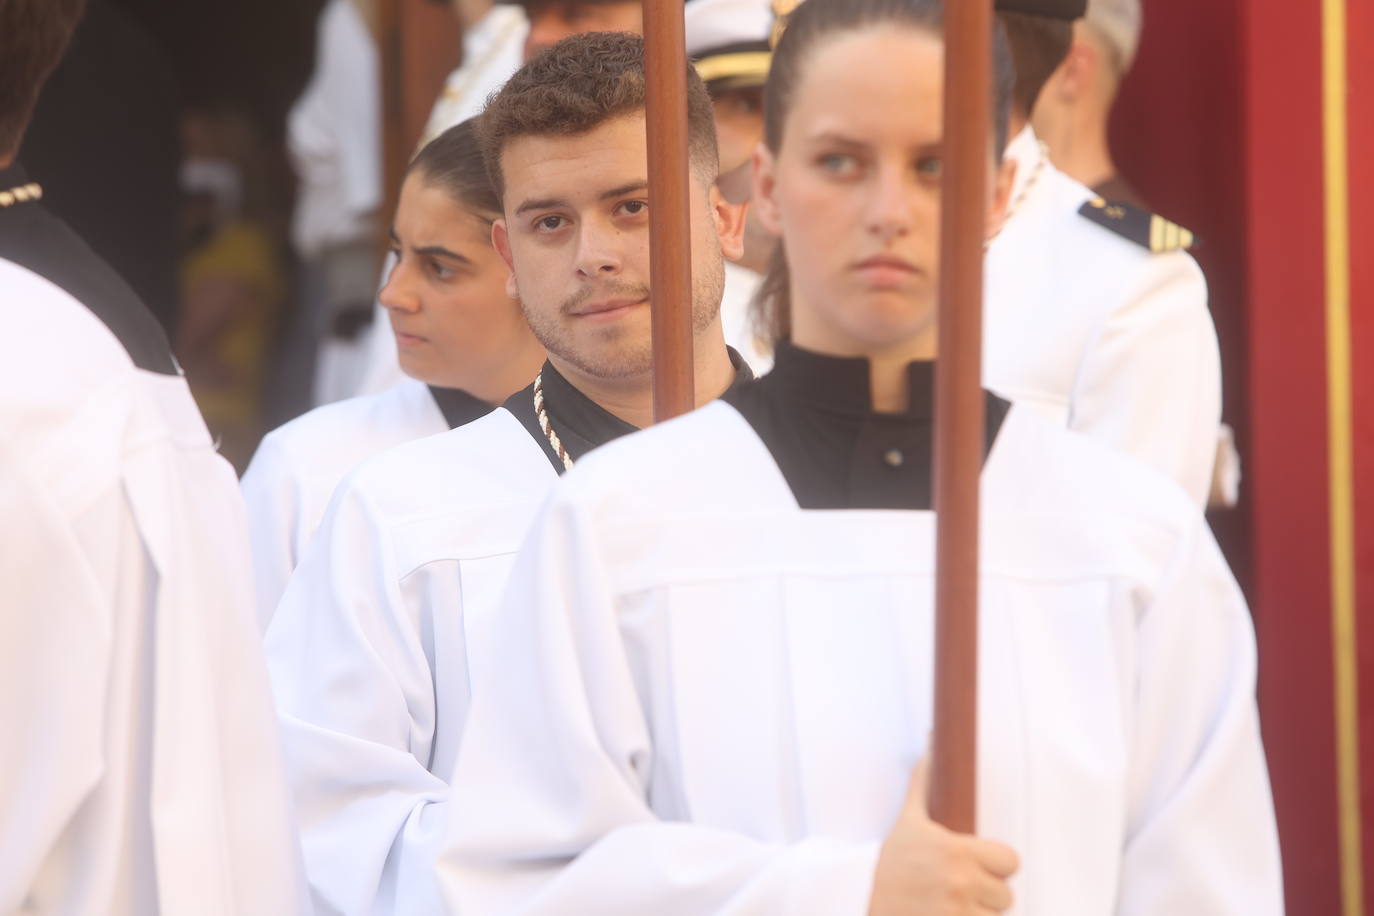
[114,0,325,130]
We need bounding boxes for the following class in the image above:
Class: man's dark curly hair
[478,31,720,200]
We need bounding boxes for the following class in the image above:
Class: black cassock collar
[724,342,1010,510]
[505,347,756,474]
[0,160,178,376]
[427,385,495,430]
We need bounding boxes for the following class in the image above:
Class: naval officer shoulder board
[1078,197,1199,254]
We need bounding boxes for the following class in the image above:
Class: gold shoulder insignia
[1078,197,1198,253]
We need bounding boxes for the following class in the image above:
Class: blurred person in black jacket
[20,0,182,334]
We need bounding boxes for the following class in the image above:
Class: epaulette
[1078,197,1198,253]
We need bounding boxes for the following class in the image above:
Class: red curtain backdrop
[1109,0,1374,910]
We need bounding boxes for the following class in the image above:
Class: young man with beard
[263,32,750,915]
[354,0,649,399]
[241,119,546,632]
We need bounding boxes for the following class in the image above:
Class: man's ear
[751,143,783,238]
[1053,37,1095,102]
[492,219,520,300]
[986,158,1016,241]
[708,183,748,264]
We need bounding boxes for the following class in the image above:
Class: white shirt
[0,259,307,914]
[241,377,450,631]
[264,409,556,914]
[418,5,528,148]
[985,127,1221,507]
[289,0,381,257]
[720,261,772,375]
[439,402,1282,914]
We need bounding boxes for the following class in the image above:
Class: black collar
[0,160,178,376]
[765,341,938,420]
[427,385,496,430]
[724,342,1010,510]
[505,347,756,474]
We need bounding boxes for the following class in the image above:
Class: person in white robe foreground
[0,1,306,911]
[264,33,751,913]
[439,1,1283,912]
[241,118,545,629]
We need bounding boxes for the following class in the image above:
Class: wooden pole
[928,0,993,833]
[641,0,696,423]
[376,0,462,268]
[378,0,406,271]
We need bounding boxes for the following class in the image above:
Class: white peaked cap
[685,0,776,87]
[1084,0,1143,74]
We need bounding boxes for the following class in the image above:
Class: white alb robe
[264,409,556,914]
[240,377,448,630]
[0,259,307,914]
[985,127,1222,507]
[440,401,1283,915]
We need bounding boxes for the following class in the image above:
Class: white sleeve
[240,433,305,633]
[265,480,455,915]
[1119,517,1284,914]
[0,446,110,911]
[441,491,880,915]
[1069,251,1221,508]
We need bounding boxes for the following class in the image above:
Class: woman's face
[753,26,1012,359]
[381,172,542,393]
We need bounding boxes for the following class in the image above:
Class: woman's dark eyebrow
[807,130,870,149]
[389,231,471,265]
[806,132,945,156]
[413,245,471,266]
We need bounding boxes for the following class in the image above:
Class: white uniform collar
[464,4,525,56]
[1005,125,1045,205]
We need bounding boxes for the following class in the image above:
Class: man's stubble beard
[518,243,726,382]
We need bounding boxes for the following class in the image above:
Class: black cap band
[994,0,1087,20]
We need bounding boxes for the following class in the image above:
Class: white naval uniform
[0,257,307,913]
[439,402,1283,915]
[985,127,1221,507]
[264,409,557,914]
[419,5,528,149]
[720,261,772,375]
[240,377,449,631]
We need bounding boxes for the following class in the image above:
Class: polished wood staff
[377,0,406,272]
[376,0,461,271]
[929,0,993,833]
[641,0,696,423]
